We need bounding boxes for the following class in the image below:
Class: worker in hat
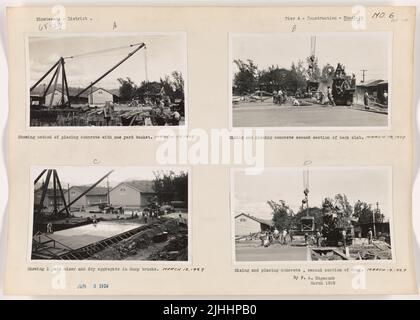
[327,86,335,106]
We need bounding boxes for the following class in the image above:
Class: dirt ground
[236,237,392,261]
[348,240,392,260]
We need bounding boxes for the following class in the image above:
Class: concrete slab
[37,222,143,251]
[233,103,388,127]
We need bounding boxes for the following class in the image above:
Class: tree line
[232,58,336,95]
[152,170,188,205]
[118,71,184,102]
[268,194,385,231]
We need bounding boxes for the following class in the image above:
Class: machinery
[34,169,114,219]
[320,198,354,247]
[297,170,316,235]
[321,226,354,247]
[304,36,356,105]
[294,170,353,248]
[331,63,356,106]
[30,43,147,124]
[306,36,320,97]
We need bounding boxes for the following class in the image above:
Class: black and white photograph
[31,167,189,261]
[231,33,391,128]
[233,167,393,262]
[28,33,187,127]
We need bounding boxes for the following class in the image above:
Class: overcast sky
[234,167,390,220]
[232,32,390,83]
[29,34,186,90]
[33,166,187,189]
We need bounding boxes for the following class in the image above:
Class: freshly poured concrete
[35,222,143,251]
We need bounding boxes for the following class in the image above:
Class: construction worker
[263,233,270,247]
[383,90,388,105]
[364,91,370,110]
[351,74,356,87]
[268,231,273,244]
[46,223,53,234]
[277,89,283,105]
[272,90,277,103]
[341,229,347,247]
[144,117,152,126]
[367,228,373,244]
[282,229,288,245]
[327,86,335,106]
[177,214,183,226]
[318,91,324,104]
[273,228,280,243]
[315,230,322,247]
[171,111,181,126]
[259,232,266,246]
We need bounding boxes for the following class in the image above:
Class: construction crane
[35,169,114,218]
[306,36,319,95]
[300,169,315,233]
[30,42,146,109]
[308,36,316,77]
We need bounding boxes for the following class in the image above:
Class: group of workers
[260,228,293,247]
[148,105,181,126]
[304,230,323,247]
[141,96,181,126]
[258,228,326,248]
[272,87,336,107]
[272,89,288,105]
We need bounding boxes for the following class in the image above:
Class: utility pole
[144,46,148,83]
[361,69,367,83]
[303,170,310,217]
[67,183,71,212]
[107,176,110,206]
[373,202,379,238]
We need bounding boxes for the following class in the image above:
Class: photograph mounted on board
[230,33,391,128]
[232,167,393,262]
[27,33,187,127]
[31,166,189,261]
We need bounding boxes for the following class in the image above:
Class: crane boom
[30,59,61,92]
[310,36,316,57]
[75,43,146,98]
[57,170,114,214]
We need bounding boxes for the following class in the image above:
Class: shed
[87,88,118,106]
[235,213,273,236]
[355,79,389,106]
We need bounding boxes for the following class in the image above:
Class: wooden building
[109,180,155,210]
[235,213,273,237]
